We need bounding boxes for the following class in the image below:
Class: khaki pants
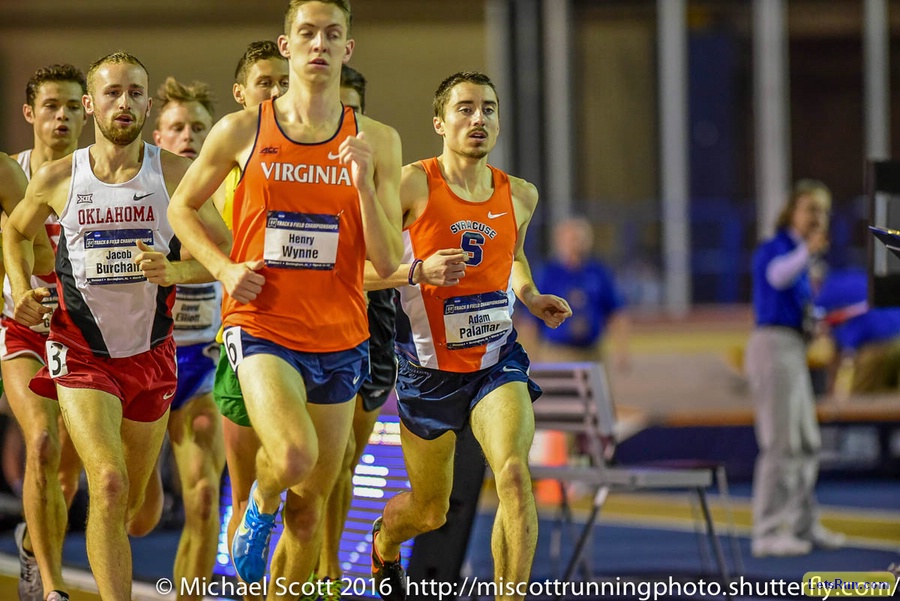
[745,327,822,541]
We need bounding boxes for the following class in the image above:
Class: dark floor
[0,477,897,600]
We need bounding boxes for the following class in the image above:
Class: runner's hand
[220,260,266,304]
[135,239,178,286]
[418,249,468,286]
[13,287,52,328]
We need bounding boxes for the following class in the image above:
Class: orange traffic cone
[530,429,568,505]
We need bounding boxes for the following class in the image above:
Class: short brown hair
[234,40,286,86]
[154,77,215,129]
[25,64,86,107]
[340,65,366,114]
[284,0,352,34]
[775,179,832,230]
[86,51,148,95]
[433,71,498,119]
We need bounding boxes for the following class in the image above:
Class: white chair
[528,362,742,594]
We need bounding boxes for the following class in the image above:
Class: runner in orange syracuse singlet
[364,71,572,601]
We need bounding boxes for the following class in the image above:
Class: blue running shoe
[232,481,279,583]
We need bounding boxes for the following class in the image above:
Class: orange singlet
[397,157,519,373]
[223,99,368,352]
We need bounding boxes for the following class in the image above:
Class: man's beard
[97,114,144,146]
[459,148,489,160]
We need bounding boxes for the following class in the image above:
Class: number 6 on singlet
[223,326,244,372]
[45,341,69,378]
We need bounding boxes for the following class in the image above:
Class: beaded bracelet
[407,258,423,286]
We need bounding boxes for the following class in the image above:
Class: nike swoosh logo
[352,374,362,385]
[163,390,176,400]
[133,192,154,201]
[327,151,341,161]
[487,211,507,219]
[502,365,519,374]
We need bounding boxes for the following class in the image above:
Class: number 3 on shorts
[45,341,69,378]
[223,326,244,372]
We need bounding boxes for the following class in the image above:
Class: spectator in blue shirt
[532,217,630,371]
[746,179,845,557]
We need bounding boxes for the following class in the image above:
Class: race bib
[223,326,245,371]
[263,211,339,270]
[31,286,59,334]
[45,340,69,378]
[84,228,153,285]
[173,285,217,331]
[443,291,512,350]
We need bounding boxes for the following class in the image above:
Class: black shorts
[360,288,399,412]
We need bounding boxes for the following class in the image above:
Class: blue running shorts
[224,326,369,405]
[395,342,541,440]
[172,341,218,411]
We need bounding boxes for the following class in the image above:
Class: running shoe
[231,481,278,583]
[370,517,407,601]
[15,522,43,601]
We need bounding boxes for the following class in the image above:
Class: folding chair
[528,362,741,596]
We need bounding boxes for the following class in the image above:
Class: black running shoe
[370,517,407,601]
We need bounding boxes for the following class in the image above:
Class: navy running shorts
[223,326,368,405]
[171,341,218,411]
[395,342,541,440]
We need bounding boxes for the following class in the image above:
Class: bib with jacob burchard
[54,143,177,358]
[225,99,368,352]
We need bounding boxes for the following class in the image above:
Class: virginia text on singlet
[54,143,178,358]
[224,99,368,352]
[396,158,518,373]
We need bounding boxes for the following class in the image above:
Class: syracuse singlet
[396,157,518,373]
[53,143,178,358]
[224,98,367,352]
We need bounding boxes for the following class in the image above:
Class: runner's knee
[27,428,61,473]
[415,498,450,532]
[184,476,218,523]
[190,408,219,446]
[91,467,129,512]
[272,443,317,485]
[495,456,531,499]
[282,495,325,540]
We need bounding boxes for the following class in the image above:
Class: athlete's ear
[152,130,163,146]
[433,116,445,137]
[22,103,34,125]
[146,97,152,119]
[343,39,355,63]
[277,35,290,59]
[83,94,94,116]
[233,83,245,107]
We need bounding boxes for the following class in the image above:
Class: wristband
[407,259,423,286]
